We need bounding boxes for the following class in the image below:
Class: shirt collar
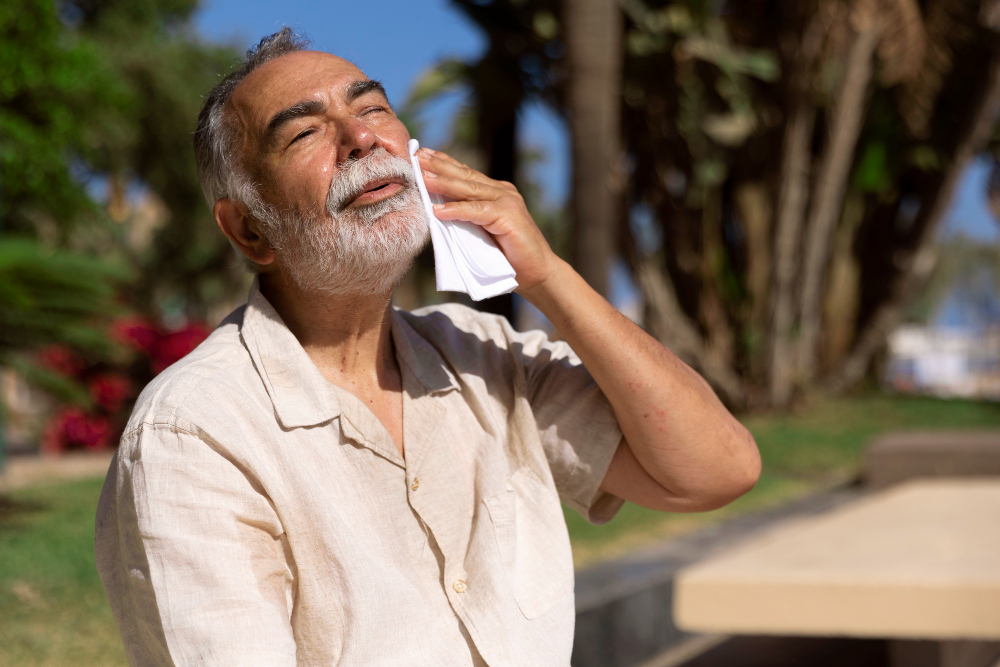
[240,278,458,430]
[241,278,341,429]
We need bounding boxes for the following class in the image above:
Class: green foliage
[853,142,893,193]
[0,0,130,237]
[0,238,127,355]
[64,1,244,320]
[3,0,245,330]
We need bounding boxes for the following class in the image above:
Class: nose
[339,116,376,163]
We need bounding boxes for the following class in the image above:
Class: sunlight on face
[231,51,426,296]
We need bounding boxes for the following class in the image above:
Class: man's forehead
[229,50,370,130]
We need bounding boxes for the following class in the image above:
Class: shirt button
[453,580,467,594]
[410,478,420,491]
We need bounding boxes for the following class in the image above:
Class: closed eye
[290,129,315,145]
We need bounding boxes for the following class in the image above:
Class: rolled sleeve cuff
[564,425,626,525]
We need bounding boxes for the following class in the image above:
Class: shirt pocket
[483,466,575,619]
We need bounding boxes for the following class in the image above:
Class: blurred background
[2,0,1000,665]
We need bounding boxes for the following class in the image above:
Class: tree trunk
[768,99,816,407]
[797,21,880,384]
[819,191,864,373]
[464,45,524,323]
[827,48,1000,392]
[699,187,737,375]
[636,257,747,407]
[565,0,623,298]
[736,182,773,335]
[736,181,773,381]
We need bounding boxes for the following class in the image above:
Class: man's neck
[258,271,398,393]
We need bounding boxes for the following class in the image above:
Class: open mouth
[343,177,407,208]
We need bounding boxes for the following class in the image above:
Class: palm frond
[0,238,128,355]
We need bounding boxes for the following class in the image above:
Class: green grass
[1,392,998,664]
[0,477,127,667]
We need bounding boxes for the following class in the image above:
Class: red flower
[111,318,162,355]
[42,408,113,453]
[36,345,85,378]
[88,373,133,413]
[152,323,211,374]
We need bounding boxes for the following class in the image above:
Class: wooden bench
[673,479,1000,667]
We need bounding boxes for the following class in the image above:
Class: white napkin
[408,139,518,301]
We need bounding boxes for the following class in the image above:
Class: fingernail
[422,147,437,154]
[423,170,437,178]
[433,203,444,210]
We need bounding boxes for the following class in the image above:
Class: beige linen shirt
[95,280,624,666]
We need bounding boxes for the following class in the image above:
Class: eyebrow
[345,79,388,104]
[262,79,390,146]
[264,99,325,144]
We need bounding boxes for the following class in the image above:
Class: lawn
[2,392,998,665]
[0,477,127,666]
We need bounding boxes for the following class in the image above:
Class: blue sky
[193,0,999,243]
[941,157,1000,242]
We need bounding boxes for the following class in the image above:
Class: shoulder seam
[120,420,204,442]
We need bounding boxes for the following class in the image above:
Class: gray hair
[193,28,310,228]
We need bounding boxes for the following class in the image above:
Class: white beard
[256,147,430,298]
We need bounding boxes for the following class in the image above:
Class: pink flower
[88,373,133,413]
[111,318,162,355]
[42,408,114,453]
[152,324,211,374]
[79,415,112,451]
[36,345,85,378]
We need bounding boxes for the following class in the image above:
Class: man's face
[227,50,428,295]
[231,50,411,217]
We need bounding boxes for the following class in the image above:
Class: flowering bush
[112,319,211,375]
[88,373,132,413]
[37,318,210,454]
[36,345,85,377]
[42,407,112,453]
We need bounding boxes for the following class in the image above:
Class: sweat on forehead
[226,51,372,144]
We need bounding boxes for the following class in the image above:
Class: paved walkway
[0,451,114,492]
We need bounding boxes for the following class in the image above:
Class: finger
[422,171,504,202]
[417,149,498,188]
[432,199,504,228]
[418,147,465,169]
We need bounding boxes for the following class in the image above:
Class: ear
[214,198,275,266]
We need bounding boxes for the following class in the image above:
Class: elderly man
[95,28,759,666]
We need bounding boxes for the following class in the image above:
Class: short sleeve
[507,324,625,525]
[95,424,297,666]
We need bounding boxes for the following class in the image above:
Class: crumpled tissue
[408,139,518,301]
